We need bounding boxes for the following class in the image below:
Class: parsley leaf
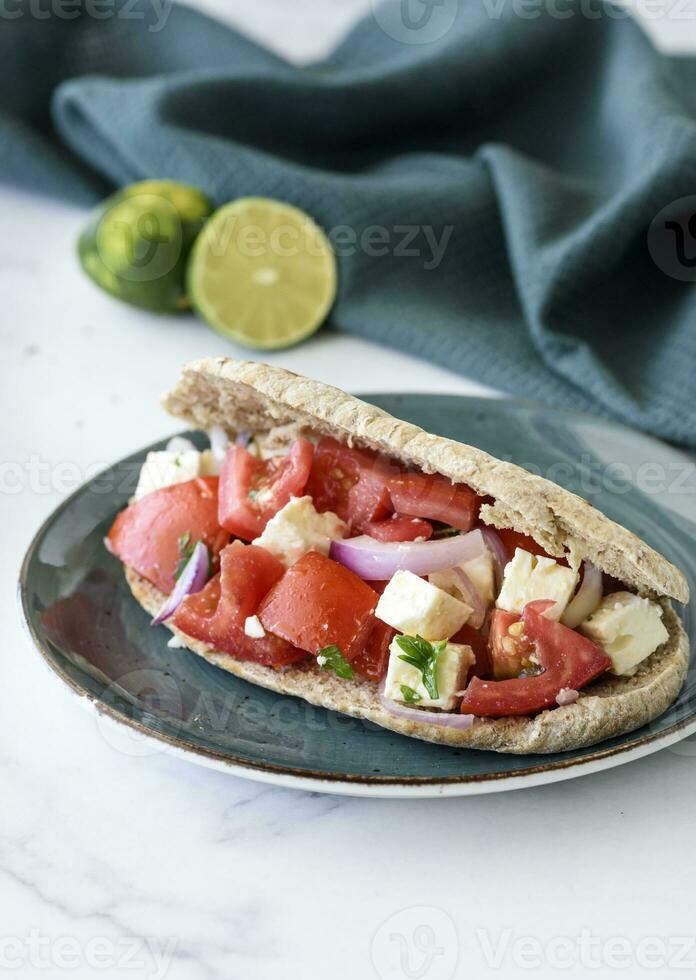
[174,532,196,581]
[317,645,354,680]
[396,635,447,700]
[400,685,422,704]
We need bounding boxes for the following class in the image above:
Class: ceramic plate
[18,395,696,797]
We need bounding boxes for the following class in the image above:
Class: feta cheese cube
[383,637,474,710]
[134,449,217,500]
[428,551,494,629]
[496,548,578,620]
[376,570,471,639]
[252,496,347,567]
[579,592,669,675]
[244,615,266,639]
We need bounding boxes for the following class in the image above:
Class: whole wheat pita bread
[125,569,688,755]
[116,357,690,754]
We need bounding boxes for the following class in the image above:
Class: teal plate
[18,395,696,797]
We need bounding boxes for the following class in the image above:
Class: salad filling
[106,430,670,720]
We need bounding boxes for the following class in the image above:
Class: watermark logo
[0,930,176,978]
[0,0,173,32]
[371,0,460,45]
[371,906,458,980]
[648,195,696,283]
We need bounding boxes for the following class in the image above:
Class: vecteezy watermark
[648,195,696,283]
[371,0,461,45]
[0,0,173,32]
[371,906,459,980]
[0,930,177,978]
[480,0,696,22]
[476,927,696,970]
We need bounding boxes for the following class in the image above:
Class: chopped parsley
[316,645,354,680]
[400,685,422,704]
[396,635,447,700]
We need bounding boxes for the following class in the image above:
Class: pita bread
[126,568,688,755]
[117,358,690,754]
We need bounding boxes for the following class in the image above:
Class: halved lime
[187,197,337,350]
[78,180,213,314]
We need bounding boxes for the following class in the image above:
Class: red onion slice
[454,567,487,629]
[379,693,475,729]
[478,527,508,589]
[561,562,602,629]
[329,528,489,580]
[151,541,209,626]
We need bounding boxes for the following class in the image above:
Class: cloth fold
[2,0,696,445]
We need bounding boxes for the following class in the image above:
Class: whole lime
[78,180,213,313]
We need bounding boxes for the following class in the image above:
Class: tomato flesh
[351,618,394,682]
[388,472,480,531]
[218,438,313,541]
[451,623,491,680]
[107,477,229,593]
[487,608,536,680]
[305,438,393,532]
[172,544,306,667]
[494,528,567,565]
[363,515,433,542]
[460,600,611,717]
[258,551,379,659]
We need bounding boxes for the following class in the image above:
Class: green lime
[78,180,213,314]
[187,197,337,350]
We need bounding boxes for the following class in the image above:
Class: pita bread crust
[162,358,688,603]
[126,568,688,755]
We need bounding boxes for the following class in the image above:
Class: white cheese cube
[383,638,474,710]
[252,496,347,567]
[376,570,471,639]
[134,449,217,500]
[579,592,669,675]
[244,615,266,639]
[428,551,494,629]
[496,548,578,620]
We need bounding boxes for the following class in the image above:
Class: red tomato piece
[451,623,491,680]
[258,551,379,659]
[363,515,433,542]
[351,618,394,683]
[460,600,611,717]
[487,608,536,680]
[494,528,566,565]
[107,477,229,594]
[388,472,480,531]
[305,437,394,532]
[218,438,313,541]
[216,541,285,626]
[172,549,307,668]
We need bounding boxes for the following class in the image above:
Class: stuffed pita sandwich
[105,358,689,754]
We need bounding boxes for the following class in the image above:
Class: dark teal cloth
[3,1,696,446]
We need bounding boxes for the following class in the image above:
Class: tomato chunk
[388,472,480,531]
[451,623,491,680]
[107,477,229,594]
[487,608,536,680]
[460,600,611,717]
[218,438,313,540]
[494,528,565,565]
[216,541,285,626]
[305,437,393,532]
[351,618,394,683]
[172,546,306,667]
[363,515,433,542]
[258,551,379,659]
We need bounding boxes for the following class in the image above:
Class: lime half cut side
[188,197,337,350]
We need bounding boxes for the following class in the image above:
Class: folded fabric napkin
[2,0,696,446]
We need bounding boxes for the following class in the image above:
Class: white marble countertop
[4,3,696,978]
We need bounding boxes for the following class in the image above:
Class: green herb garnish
[400,685,422,704]
[317,645,354,680]
[174,532,195,581]
[396,635,447,700]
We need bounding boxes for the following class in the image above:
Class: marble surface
[4,2,696,978]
